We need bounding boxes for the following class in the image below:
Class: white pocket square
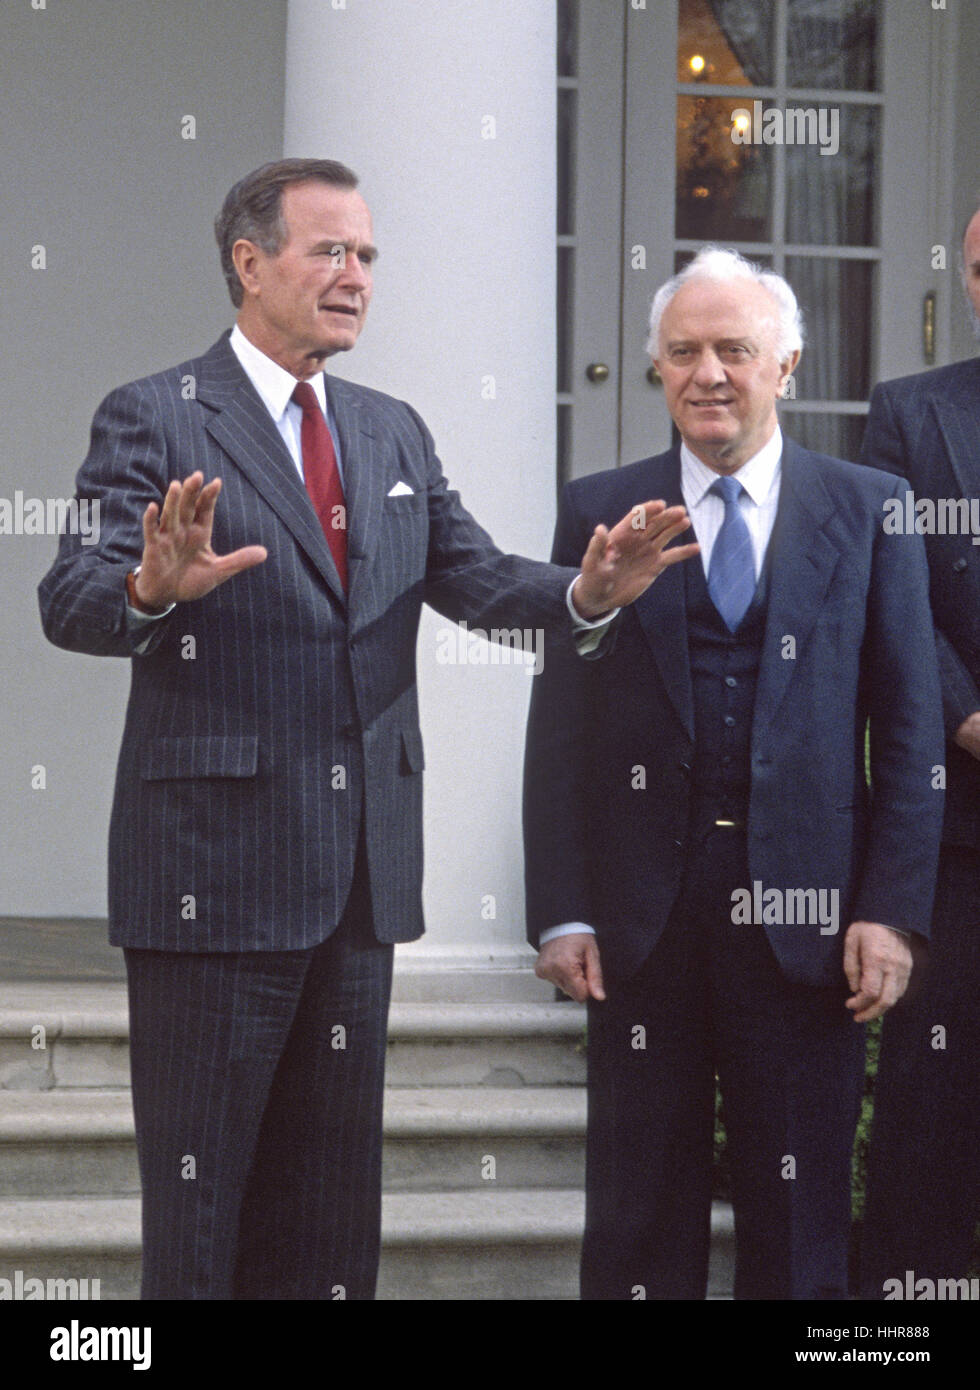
[387,481,414,497]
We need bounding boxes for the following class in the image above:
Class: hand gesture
[572,500,699,619]
[132,472,267,610]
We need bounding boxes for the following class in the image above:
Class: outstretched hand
[132,472,267,611]
[572,500,699,619]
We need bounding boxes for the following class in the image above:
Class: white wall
[1,0,287,915]
[285,0,558,962]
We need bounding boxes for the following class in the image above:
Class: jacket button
[954,557,968,573]
[679,761,691,776]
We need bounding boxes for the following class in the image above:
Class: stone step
[0,1092,139,1197]
[0,1087,586,1196]
[0,985,130,1091]
[0,1194,735,1301]
[385,1004,585,1087]
[383,1087,585,1190]
[0,986,586,1091]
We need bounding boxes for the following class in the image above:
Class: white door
[558,0,956,482]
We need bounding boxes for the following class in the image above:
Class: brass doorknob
[586,362,610,383]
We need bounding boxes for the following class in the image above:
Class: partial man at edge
[858,199,980,1299]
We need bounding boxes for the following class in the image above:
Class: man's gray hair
[647,246,805,362]
[215,158,360,308]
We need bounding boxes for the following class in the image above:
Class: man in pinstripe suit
[858,203,980,1297]
[38,159,696,1300]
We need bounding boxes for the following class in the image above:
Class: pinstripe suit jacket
[860,357,980,848]
[39,332,578,951]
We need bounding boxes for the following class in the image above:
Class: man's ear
[231,239,262,298]
[778,348,801,394]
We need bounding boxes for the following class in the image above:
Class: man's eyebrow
[311,237,379,260]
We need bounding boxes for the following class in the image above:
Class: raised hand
[572,500,699,619]
[132,472,267,611]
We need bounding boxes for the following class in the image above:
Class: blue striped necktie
[707,475,755,631]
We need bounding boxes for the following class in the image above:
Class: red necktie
[292,381,348,593]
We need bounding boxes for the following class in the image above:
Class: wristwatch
[126,565,168,616]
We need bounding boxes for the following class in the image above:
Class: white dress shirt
[126,327,612,642]
[228,324,343,482]
[539,428,784,946]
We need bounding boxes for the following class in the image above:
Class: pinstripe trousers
[124,844,393,1300]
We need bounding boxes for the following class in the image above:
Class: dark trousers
[581,822,866,1300]
[860,844,980,1296]
[124,850,393,1300]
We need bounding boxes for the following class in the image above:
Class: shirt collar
[229,323,328,419]
[681,426,783,508]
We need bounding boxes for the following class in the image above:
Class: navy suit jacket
[523,439,945,987]
[860,358,980,849]
[39,332,578,952]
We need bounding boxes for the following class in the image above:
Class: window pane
[675,249,772,273]
[678,0,775,85]
[557,246,574,394]
[785,104,878,246]
[786,0,877,92]
[676,96,772,241]
[781,411,867,462]
[557,0,577,78]
[557,87,576,237]
[785,256,873,401]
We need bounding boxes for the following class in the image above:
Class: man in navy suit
[858,203,980,1297]
[523,248,945,1300]
[38,159,695,1300]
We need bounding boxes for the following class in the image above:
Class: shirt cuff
[565,576,620,629]
[539,922,597,945]
[126,598,175,655]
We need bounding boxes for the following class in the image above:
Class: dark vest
[686,539,771,818]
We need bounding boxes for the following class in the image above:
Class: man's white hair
[647,246,805,362]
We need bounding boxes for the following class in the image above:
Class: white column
[285,1,558,969]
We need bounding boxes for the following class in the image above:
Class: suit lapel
[322,374,386,615]
[932,360,980,501]
[631,452,695,741]
[197,336,346,604]
[754,440,842,727]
